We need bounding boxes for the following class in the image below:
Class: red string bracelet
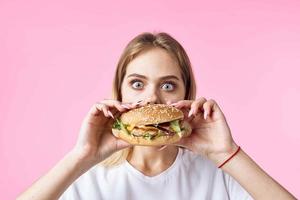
[218,146,241,168]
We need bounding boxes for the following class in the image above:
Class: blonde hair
[100,32,197,168]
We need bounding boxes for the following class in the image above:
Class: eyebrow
[127,73,180,81]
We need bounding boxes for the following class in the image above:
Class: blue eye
[161,82,175,91]
[131,80,144,89]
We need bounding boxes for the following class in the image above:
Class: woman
[17,32,296,200]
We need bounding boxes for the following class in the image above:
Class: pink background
[1,0,299,199]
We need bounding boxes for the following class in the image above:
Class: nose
[144,89,163,105]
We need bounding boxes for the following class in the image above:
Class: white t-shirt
[59,148,253,200]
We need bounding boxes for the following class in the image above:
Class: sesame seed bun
[112,104,192,146]
[120,104,184,126]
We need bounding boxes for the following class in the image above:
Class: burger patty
[154,126,176,136]
[131,129,158,137]
[130,123,177,137]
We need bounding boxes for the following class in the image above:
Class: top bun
[120,104,184,126]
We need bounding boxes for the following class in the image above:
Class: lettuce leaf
[112,119,130,135]
[170,120,181,133]
[112,119,122,130]
[143,132,155,140]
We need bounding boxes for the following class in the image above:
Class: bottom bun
[112,121,192,146]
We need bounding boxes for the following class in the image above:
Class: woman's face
[121,48,186,104]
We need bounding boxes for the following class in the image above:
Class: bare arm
[17,101,134,200]
[218,147,297,200]
[17,150,93,200]
[171,98,297,200]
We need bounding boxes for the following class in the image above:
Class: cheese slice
[128,125,159,132]
[127,124,136,131]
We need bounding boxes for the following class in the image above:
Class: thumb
[115,139,133,150]
[171,137,190,149]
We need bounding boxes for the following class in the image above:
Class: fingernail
[108,110,114,119]
[171,102,177,106]
[126,103,135,108]
[121,104,130,109]
[133,100,142,106]
[204,111,207,120]
[188,109,193,117]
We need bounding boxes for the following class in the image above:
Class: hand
[72,100,135,167]
[170,98,239,166]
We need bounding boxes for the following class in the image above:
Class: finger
[181,108,192,121]
[130,99,154,109]
[186,113,195,122]
[100,99,130,112]
[107,110,115,119]
[170,101,193,121]
[188,97,207,117]
[170,137,190,149]
[115,139,133,150]
[94,103,118,120]
[107,110,123,126]
[171,100,193,108]
[88,103,102,116]
[88,102,108,117]
[203,99,221,120]
[96,103,110,118]
[104,99,134,109]
[113,111,122,119]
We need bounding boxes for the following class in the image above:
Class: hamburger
[112,104,192,146]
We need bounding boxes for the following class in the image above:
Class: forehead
[125,48,182,79]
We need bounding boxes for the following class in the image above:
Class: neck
[127,145,179,176]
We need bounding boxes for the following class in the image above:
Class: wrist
[68,148,98,171]
[208,142,239,166]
